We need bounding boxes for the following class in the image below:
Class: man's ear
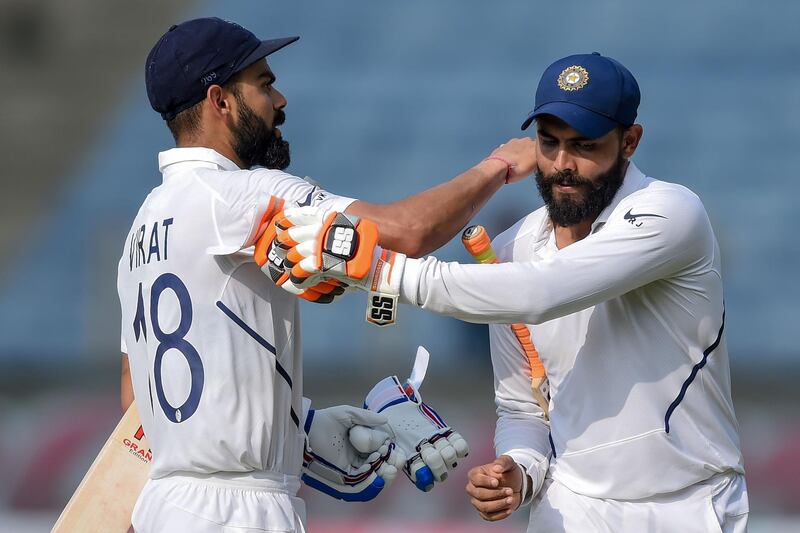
[622,124,643,158]
[206,85,235,118]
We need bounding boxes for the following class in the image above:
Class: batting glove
[253,200,347,303]
[301,403,406,502]
[363,347,469,492]
[274,206,407,325]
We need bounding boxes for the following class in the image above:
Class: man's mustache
[273,110,286,127]
[540,170,598,189]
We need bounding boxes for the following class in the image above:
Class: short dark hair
[165,74,243,143]
[165,101,203,142]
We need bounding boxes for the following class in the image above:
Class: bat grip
[461,225,550,418]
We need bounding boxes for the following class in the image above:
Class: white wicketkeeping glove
[363,347,469,492]
[273,206,407,326]
[301,402,406,502]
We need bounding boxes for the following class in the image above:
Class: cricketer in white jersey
[118,17,536,533]
[118,148,359,528]
[269,53,749,531]
[121,147,364,472]
[400,162,748,531]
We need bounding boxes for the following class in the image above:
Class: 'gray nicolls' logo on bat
[624,208,667,227]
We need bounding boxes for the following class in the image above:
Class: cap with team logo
[521,52,640,139]
[146,17,299,120]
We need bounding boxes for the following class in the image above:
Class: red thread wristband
[483,156,513,183]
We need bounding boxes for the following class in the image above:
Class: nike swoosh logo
[624,208,667,227]
[624,208,667,220]
[297,188,317,207]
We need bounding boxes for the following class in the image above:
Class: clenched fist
[465,455,529,521]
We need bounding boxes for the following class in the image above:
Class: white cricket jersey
[117,147,354,479]
[400,162,744,499]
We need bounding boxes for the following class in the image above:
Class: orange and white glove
[274,206,406,326]
[253,198,347,304]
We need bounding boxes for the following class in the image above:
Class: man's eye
[539,138,557,147]
[577,143,595,151]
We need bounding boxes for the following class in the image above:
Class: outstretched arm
[400,188,713,324]
[273,185,714,326]
[346,138,536,258]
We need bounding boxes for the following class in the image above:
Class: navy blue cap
[146,17,298,120]
[521,53,640,139]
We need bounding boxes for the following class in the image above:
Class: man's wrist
[477,157,512,184]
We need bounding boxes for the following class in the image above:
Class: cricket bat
[461,225,550,419]
[52,402,151,533]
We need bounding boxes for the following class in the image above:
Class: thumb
[349,424,393,454]
[340,406,389,428]
[491,455,517,475]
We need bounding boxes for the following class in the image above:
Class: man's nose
[553,148,577,173]
[273,87,287,109]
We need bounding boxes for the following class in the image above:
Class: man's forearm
[346,159,507,257]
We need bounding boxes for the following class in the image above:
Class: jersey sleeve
[400,187,715,324]
[206,170,356,255]
[490,323,551,492]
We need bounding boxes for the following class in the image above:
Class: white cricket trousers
[132,471,307,533]
[527,471,748,532]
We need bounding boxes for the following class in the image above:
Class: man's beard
[535,154,627,227]
[231,93,291,170]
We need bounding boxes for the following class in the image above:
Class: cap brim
[237,36,299,72]
[521,102,618,139]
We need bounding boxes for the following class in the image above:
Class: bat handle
[461,225,497,264]
[461,225,550,419]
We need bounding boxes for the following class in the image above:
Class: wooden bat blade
[52,403,151,533]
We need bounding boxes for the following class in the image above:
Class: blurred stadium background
[0,1,798,531]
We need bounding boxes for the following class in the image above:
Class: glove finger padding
[420,441,449,482]
[433,438,458,470]
[253,196,286,242]
[406,457,434,492]
[447,431,470,459]
[302,405,401,502]
[277,223,322,251]
[275,206,328,229]
[349,424,393,454]
[276,206,406,323]
[280,207,380,283]
[254,208,287,282]
[255,209,346,304]
[363,375,469,492]
[350,424,407,487]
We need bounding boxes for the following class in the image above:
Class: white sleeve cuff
[502,447,548,504]
[328,196,357,213]
[399,257,422,306]
[516,463,532,508]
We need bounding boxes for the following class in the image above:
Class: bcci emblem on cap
[558,65,589,91]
